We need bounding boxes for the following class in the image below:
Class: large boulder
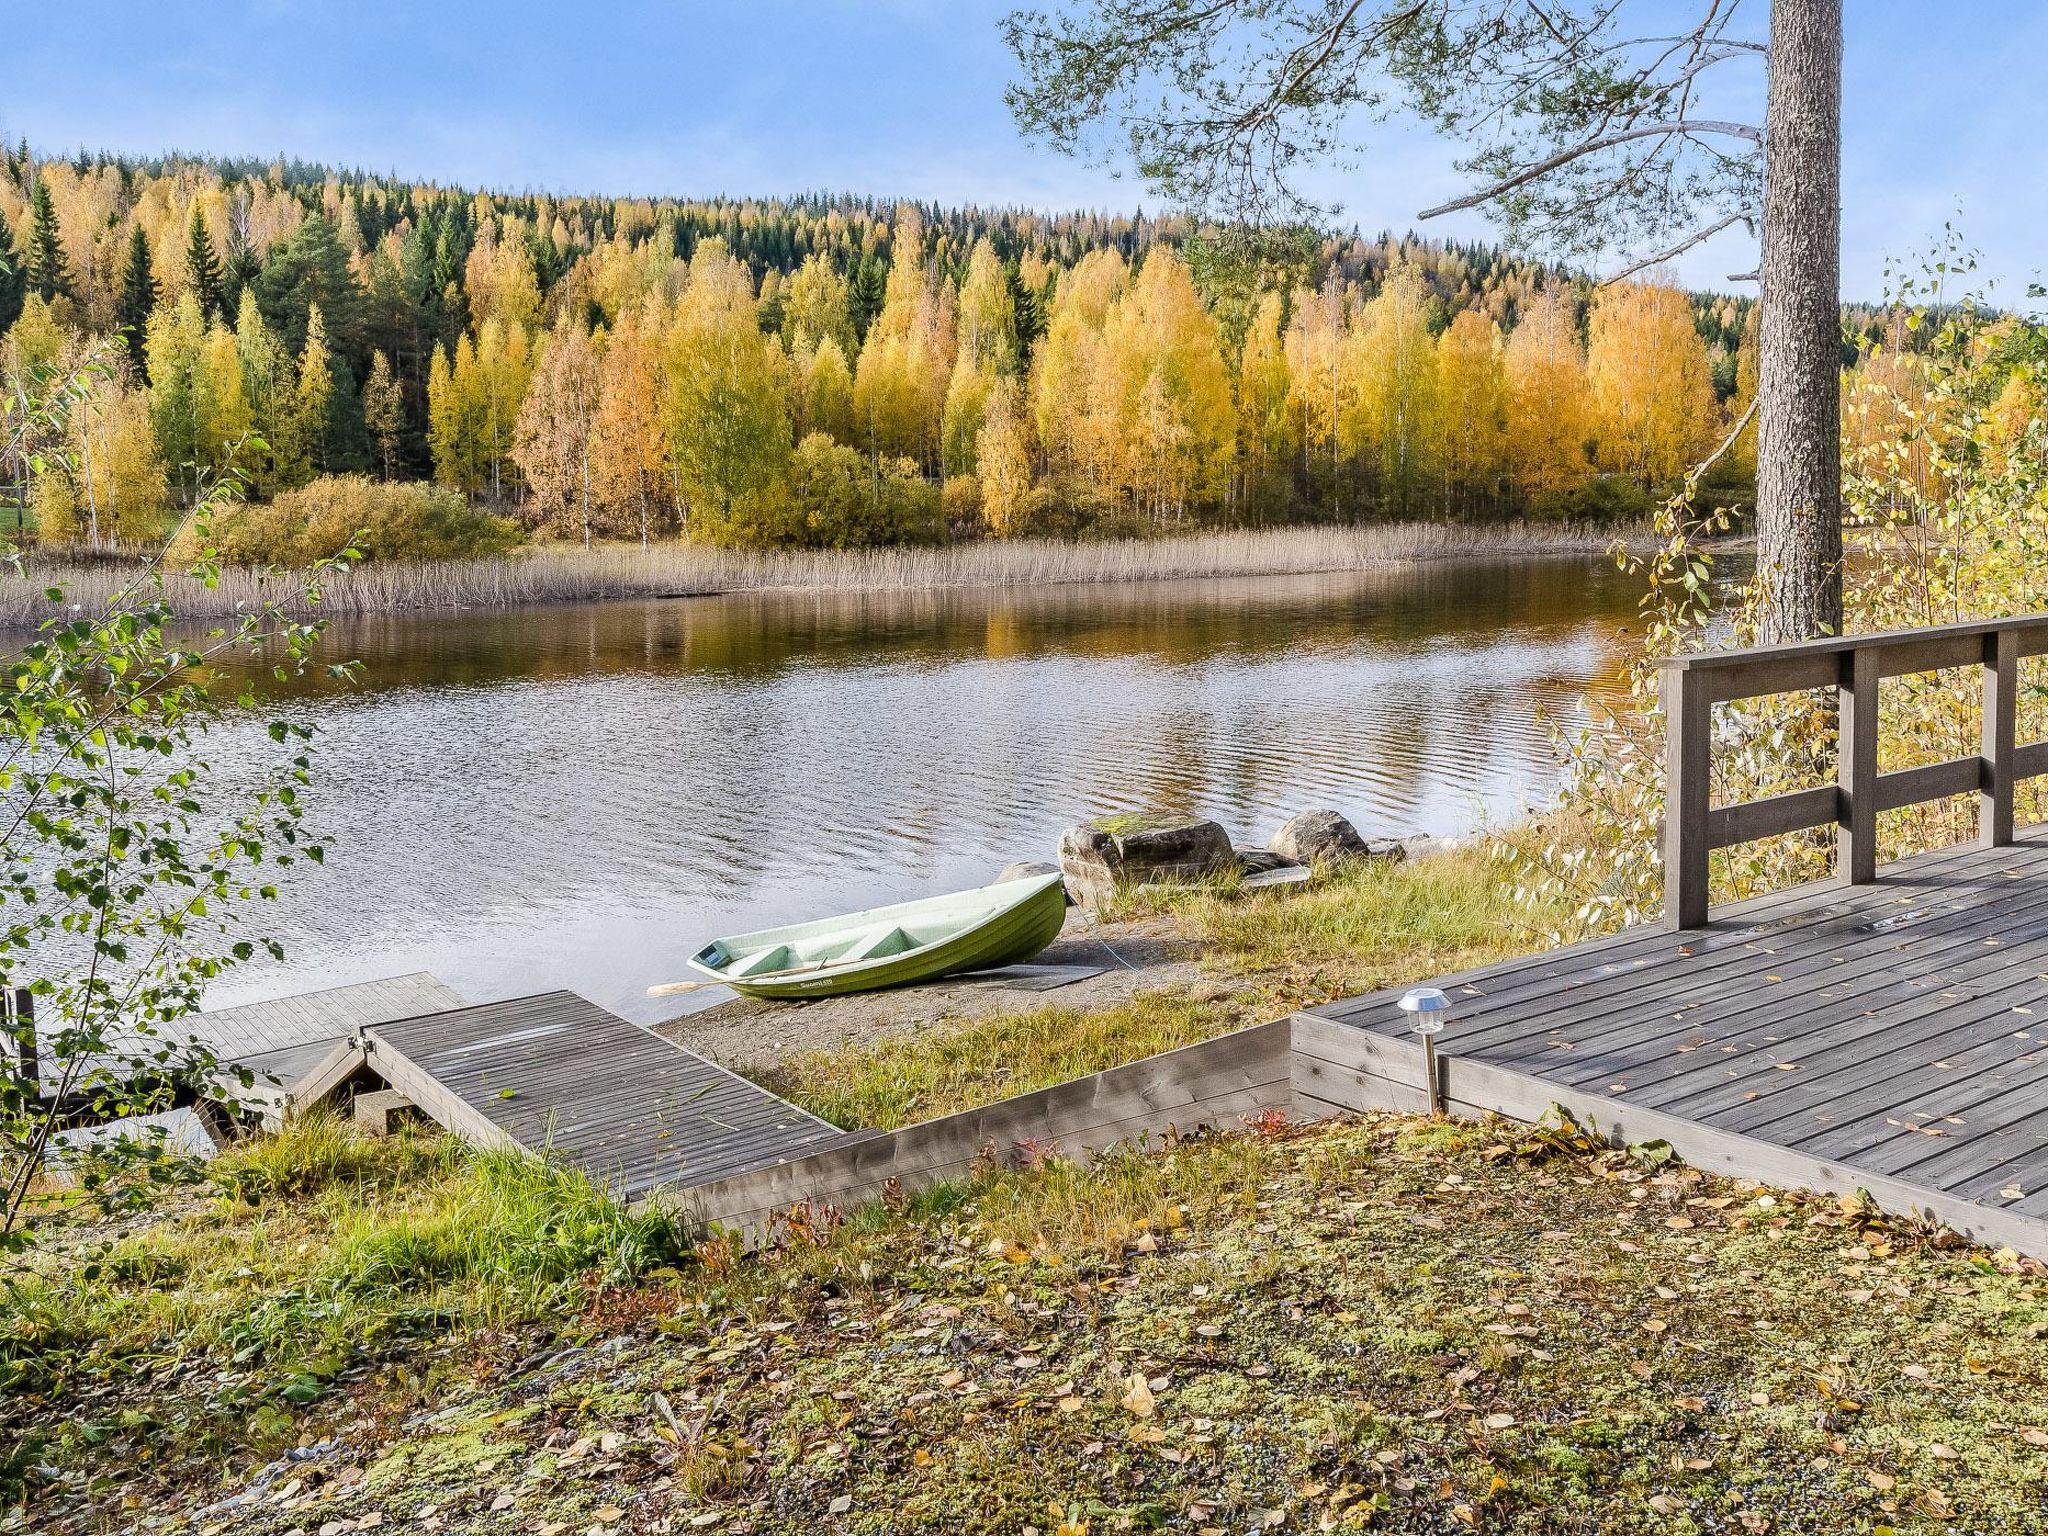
[1058,815,1237,908]
[1269,809,1406,868]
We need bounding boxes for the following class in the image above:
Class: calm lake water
[201,556,1647,1022]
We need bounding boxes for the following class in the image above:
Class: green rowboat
[685,872,1068,1000]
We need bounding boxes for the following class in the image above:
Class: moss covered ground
[11,1114,2045,1534]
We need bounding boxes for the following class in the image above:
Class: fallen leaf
[1121,1374,1156,1419]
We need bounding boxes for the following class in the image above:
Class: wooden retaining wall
[667,1017,1297,1238]
[663,1003,2048,1260]
[1290,1012,2048,1259]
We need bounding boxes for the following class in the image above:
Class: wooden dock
[1295,834,2048,1254]
[1300,614,2048,1257]
[199,973,465,1123]
[21,972,464,1124]
[358,992,851,1199]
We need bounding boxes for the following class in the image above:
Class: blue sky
[5,1,2044,302]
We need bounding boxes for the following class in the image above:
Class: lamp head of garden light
[1398,985,1452,1035]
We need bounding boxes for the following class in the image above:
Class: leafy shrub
[1526,473,1655,524]
[28,473,76,543]
[193,475,523,566]
[940,472,982,535]
[699,434,944,549]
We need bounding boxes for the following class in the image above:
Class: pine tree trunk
[1755,0,1844,642]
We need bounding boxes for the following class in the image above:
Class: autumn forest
[0,149,1769,556]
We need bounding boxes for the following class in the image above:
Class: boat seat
[730,944,795,977]
[843,924,920,961]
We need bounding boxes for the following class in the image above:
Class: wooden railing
[1658,614,2048,929]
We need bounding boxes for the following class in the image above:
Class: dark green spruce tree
[222,235,260,318]
[116,225,160,376]
[185,205,224,322]
[23,180,70,301]
[847,255,885,343]
[1006,260,1043,365]
[255,214,365,360]
[0,210,23,334]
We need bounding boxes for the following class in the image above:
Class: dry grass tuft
[0,520,1627,628]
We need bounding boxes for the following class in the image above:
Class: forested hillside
[0,148,1767,554]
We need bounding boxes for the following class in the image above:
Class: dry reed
[0,520,1627,629]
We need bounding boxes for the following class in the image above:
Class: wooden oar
[647,958,837,997]
[646,978,718,997]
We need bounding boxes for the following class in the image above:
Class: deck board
[201,973,464,1065]
[1301,830,2048,1253]
[359,991,848,1200]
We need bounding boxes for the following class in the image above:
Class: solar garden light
[1398,986,1453,1117]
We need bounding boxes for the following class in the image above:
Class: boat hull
[688,874,1069,1000]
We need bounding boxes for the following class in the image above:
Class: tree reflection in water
[198,556,1660,1021]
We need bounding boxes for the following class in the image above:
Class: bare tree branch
[1419,119,1761,218]
[1602,210,1754,284]
[1688,396,1759,487]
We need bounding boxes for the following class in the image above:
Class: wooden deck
[1297,830,2048,1255]
[358,991,851,1200]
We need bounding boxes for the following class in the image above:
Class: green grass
[0,1113,684,1496]
[1137,840,1542,1004]
[21,1113,2044,1534]
[760,844,1549,1132]
[755,989,1247,1130]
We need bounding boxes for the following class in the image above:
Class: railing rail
[1658,613,2048,929]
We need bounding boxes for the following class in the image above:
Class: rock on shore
[1269,808,1407,868]
[1058,815,1237,908]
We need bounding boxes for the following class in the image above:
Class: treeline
[0,148,1766,553]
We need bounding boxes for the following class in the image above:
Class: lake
[200,555,1648,1022]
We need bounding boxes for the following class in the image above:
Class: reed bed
[0,520,1627,628]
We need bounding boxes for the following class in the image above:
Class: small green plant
[0,342,354,1251]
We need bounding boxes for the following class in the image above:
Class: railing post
[1662,664,1711,930]
[1838,646,1879,884]
[3,988,35,1099]
[1981,627,2019,848]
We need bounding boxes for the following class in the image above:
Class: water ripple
[196,558,1646,1020]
